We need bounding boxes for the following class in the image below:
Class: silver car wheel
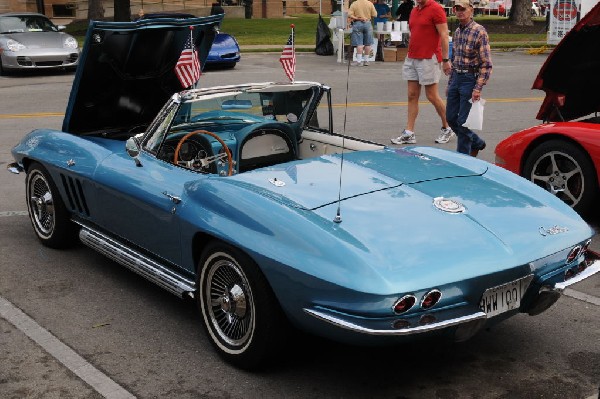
[27,171,56,237]
[529,150,584,208]
[203,253,255,349]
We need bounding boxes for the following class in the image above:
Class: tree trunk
[87,0,104,20]
[114,0,132,21]
[508,0,534,26]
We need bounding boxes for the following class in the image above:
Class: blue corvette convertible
[8,15,600,370]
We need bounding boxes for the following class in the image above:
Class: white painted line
[0,211,28,217]
[0,295,136,399]
[564,288,600,306]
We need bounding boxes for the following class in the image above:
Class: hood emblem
[539,225,568,236]
[433,197,465,214]
[269,178,285,187]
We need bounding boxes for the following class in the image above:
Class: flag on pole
[279,25,296,82]
[175,27,201,89]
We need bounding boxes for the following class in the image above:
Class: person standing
[391,0,454,145]
[446,0,492,156]
[348,0,377,66]
[395,0,414,21]
[374,0,392,24]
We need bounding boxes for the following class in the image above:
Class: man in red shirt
[391,0,453,145]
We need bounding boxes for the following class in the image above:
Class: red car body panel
[495,121,600,186]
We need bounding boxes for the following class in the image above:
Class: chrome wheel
[523,139,598,215]
[203,252,255,350]
[25,163,78,248]
[197,242,288,369]
[529,150,584,207]
[27,170,56,238]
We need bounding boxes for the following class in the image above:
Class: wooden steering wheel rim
[173,129,233,176]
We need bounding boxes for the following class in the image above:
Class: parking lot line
[0,295,136,399]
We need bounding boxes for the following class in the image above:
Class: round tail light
[421,289,442,309]
[393,295,416,314]
[567,245,581,263]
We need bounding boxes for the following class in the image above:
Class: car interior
[144,85,384,176]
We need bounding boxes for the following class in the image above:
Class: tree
[508,0,534,26]
[87,0,104,20]
[114,0,132,21]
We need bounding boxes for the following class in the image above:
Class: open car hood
[534,2,600,121]
[63,15,222,135]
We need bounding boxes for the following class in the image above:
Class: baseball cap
[454,0,473,7]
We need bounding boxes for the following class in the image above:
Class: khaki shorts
[402,55,441,86]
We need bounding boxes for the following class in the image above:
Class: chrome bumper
[7,163,24,174]
[554,256,600,291]
[304,253,600,338]
[304,305,487,337]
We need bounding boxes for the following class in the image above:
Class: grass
[66,14,551,48]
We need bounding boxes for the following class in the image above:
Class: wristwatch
[442,58,450,62]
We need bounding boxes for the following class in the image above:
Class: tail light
[421,289,442,309]
[393,295,416,314]
[567,245,581,263]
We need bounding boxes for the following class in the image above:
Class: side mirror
[57,25,66,31]
[125,137,143,166]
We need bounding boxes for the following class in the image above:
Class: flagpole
[189,26,198,90]
[290,24,295,83]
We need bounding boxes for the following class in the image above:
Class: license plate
[479,275,534,318]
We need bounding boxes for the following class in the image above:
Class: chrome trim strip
[7,163,24,174]
[303,308,487,336]
[554,259,600,291]
[79,227,195,297]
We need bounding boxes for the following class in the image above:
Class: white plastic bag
[462,98,486,131]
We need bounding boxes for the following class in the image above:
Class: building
[0,0,332,21]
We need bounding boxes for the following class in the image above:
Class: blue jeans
[446,72,486,155]
[350,21,374,46]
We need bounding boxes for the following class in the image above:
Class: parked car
[8,15,600,370]
[0,12,80,75]
[140,12,240,69]
[495,1,600,215]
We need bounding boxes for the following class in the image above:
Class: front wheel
[522,139,598,215]
[25,162,78,248]
[197,241,287,370]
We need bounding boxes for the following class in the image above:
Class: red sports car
[495,2,600,215]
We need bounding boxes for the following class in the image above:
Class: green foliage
[64,14,549,48]
[221,14,320,45]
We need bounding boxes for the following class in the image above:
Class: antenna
[333,43,353,224]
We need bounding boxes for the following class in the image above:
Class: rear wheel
[25,162,78,248]
[522,139,598,215]
[197,241,287,370]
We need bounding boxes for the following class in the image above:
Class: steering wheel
[173,129,234,176]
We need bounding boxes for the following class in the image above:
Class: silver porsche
[0,12,79,74]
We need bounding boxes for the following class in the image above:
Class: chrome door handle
[162,191,181,204]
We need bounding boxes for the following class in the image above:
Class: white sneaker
[363,60,370,66]
[351,61,364,67]
[435,127,455,144]
[391,131,416,144]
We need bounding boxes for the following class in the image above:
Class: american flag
[175,31,201,89]
[279,29,295,82]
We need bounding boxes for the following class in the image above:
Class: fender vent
[60,174,90,216]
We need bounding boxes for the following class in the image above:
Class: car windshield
[171,88,315,130]
[0,15,58,33]
[144,86,317,155]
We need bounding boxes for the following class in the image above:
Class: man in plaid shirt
[446,0,492,156]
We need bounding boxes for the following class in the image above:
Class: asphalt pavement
[1,51,599,399]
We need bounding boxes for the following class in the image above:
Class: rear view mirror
[222,99,252,110]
